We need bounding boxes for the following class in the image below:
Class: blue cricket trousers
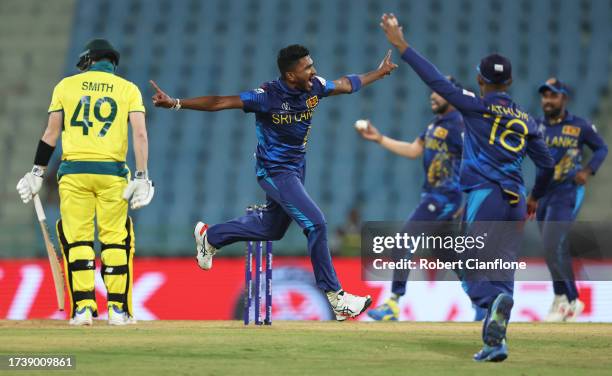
[461,182,526,309]
[206,166,341,292]
[536,183,585,301]
[391,192,462,296]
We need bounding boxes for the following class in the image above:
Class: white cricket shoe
[544,294,569,322]
[69,306,93,326]
[108,304,137,326]
[194,221,217,270]
[565,299,585,322]
[327,290,372,321]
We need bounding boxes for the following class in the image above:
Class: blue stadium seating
[60,0,612,254]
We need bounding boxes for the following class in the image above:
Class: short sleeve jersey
[239,76,335,172]
[418,110,464,194]
[400,48,555,199]
[48,69,145,161]
[536,112,608,190]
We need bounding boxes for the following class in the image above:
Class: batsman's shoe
[367,299,399,321]
[69,306,93,326]
[544,294,569,322]
[194,222,217,270]
[473,340,508,362]
[565,299,584,322]
[327,290,373,321]
[108,304,137,326]
[482,293,513,347]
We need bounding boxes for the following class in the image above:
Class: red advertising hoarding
[1,258,611,322]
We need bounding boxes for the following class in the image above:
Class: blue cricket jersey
[419,110,464,195]
[536,111,608,191]
[239,76,335,173]
[401,48,555,200]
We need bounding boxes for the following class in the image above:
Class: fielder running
[535,78,608,321]
[381,14,554,361]
[16,39,154,326]
[355,80,470,321]
[150,44,397,320]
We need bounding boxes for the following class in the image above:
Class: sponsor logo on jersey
[425,137,449,152]
[562,125,581,137]
[272,110,315,125]
[546,136,579,148]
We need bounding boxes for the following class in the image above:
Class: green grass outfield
[1,320,611,376]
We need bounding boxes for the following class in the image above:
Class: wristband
[33,139,55,166]
[172,98,182,110]
[345,74,362,93]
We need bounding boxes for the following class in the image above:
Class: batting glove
[16,166,45,203]
[122,171,154,210]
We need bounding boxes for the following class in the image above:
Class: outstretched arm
[379,13,482,113]
[150,80,243,111]
[356,120,424,159]
[329,50,398,96]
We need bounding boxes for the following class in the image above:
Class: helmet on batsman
[76,38,120,71]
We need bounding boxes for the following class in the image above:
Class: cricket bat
[33,195,66,311]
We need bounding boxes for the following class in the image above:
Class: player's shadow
[417,337,479,361]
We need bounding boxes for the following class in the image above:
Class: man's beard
[432,102,449,115]
[543,106,562,119]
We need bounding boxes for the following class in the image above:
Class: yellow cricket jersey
[48,67,145,162]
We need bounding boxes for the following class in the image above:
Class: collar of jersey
[436,109,461,123]
[483,91,511,101]
[88,61,116,74]
[278,78,302,95]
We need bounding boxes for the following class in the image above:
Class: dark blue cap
[477,53,512,84]
[538,77,569,96]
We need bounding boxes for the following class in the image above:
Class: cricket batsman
[16,39,154,326]
[150,44,397,320]
[536,78,608,321]
[380,14,554,361]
